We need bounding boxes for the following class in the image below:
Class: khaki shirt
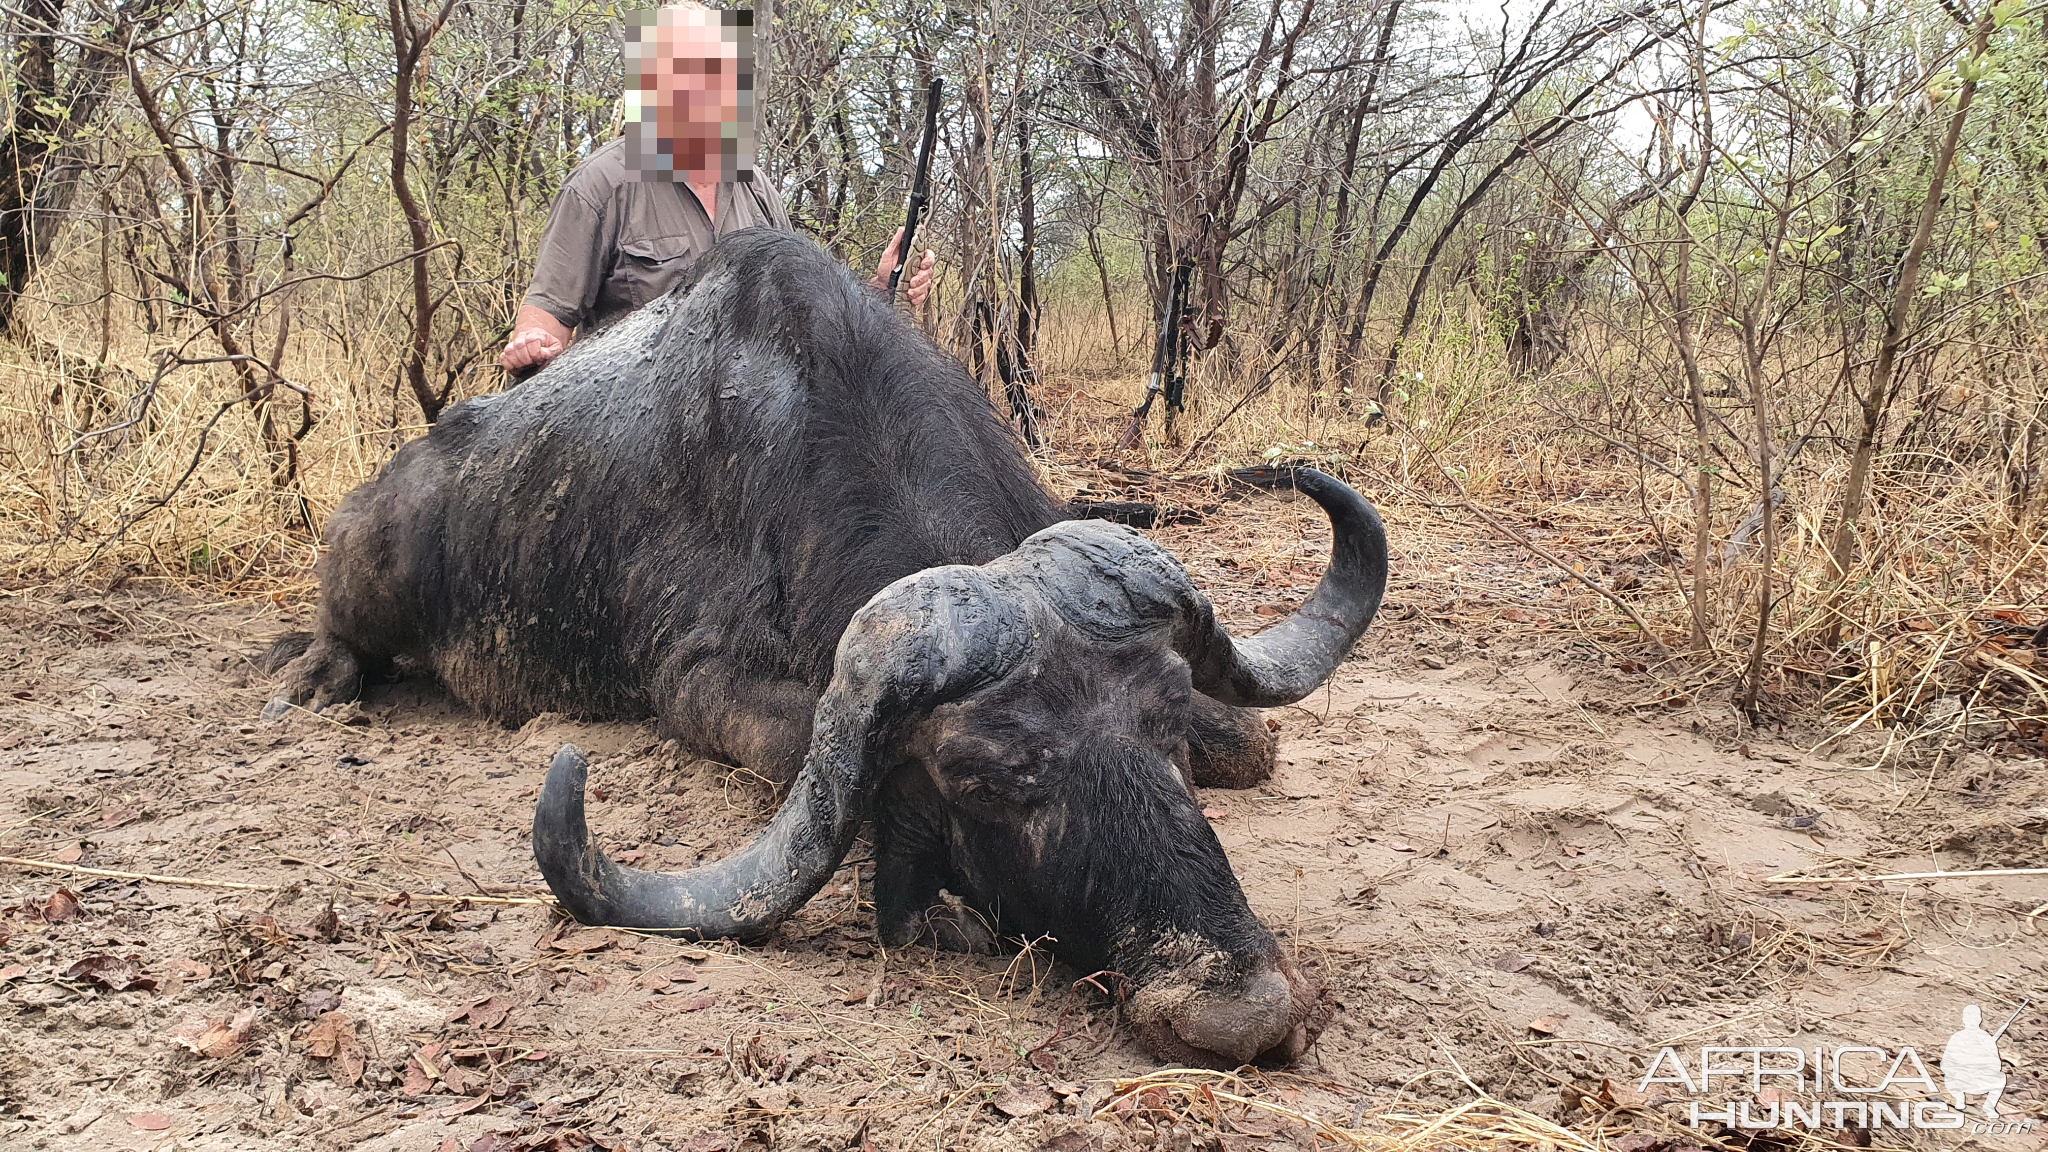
[524,137,793,333]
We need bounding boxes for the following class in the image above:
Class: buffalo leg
[1185,694,1277,788]
[872,769,998,954]
[658,659,818,786]
[263,446,443,719]
[264,636,375,719]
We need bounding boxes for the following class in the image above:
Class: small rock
[1420,655,1448,670]
[1746,790,1797,816]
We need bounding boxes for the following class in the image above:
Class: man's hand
[500,305,573,374]
[871,226,937,308]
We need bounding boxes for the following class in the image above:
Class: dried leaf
[129,1113,174,1131]
[548,929,618,954]
[168,1007,258,1060]
[303,1011,367,1084]
[404,1041,447,1095]
[44,888,80,923]
[667,993,716,1013]
[171,958,213,981]
[0,964,27,981]
[1599,1077,1660,1109]
[304,1011,350,1058]
[64,953,157,991]
[309,898,342,944]
[53,843,83,864]
[1492,953,1535,973]
[428,1097,492,1120]
[448,994,513,1029]
[992,1082,1057,1118]
[633,970,681,993]
[299,988,342,1017]
[1528,1014,1568,1035]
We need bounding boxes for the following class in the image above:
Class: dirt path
[2,509,2045,1151]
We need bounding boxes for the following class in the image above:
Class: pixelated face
[624,7,755,180]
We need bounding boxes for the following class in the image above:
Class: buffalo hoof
[270,636,365,716]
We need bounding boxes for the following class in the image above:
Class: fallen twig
[0,856,276,891]
[1764,866,2048,885]
[0,854,556,905]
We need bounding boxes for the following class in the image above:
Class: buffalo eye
[928,736,1055,807]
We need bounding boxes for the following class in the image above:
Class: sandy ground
[2,497,2046,1152]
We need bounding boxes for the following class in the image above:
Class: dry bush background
[2,0,2047,736]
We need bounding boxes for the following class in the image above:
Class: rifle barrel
[889,78,943,301]
[1990,999,2031,1043]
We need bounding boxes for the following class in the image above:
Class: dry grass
[5,283,2047,744]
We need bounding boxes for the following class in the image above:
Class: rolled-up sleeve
[524,184,613,331]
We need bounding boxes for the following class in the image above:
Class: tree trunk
[389,0,458,422]
[1820,13,1993,647]
[0,0,155,337]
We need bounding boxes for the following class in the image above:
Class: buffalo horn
[532,570,1030,938]
[1173,466,1388,707]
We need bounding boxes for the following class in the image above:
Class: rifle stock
[1116,259,1192,449]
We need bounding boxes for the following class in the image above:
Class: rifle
[888,78,942,301]
[1116,258,1192,449]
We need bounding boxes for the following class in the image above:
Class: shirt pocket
[610,235,696,310]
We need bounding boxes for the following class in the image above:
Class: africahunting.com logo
[1639,1002,2034,1137]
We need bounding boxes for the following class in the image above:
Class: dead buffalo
[267,228,1387,1068]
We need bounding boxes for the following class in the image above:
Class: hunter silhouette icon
[1942,1003,2024,1119]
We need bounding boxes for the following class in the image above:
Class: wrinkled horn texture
[533,568,1032,936]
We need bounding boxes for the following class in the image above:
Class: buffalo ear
[533,567,1033,938]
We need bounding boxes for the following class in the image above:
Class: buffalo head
[534,466,1385,1067]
